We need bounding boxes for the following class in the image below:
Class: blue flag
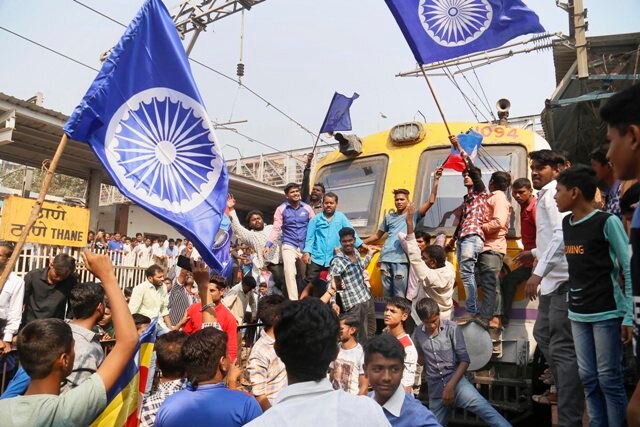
[385,0,545,65]
[213,213,233,277]
[443,130,483,172]
[319,92,360,134]
[64,0,228,272]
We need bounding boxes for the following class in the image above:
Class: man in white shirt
[516,150,583,425]
[0,242,25,355]
[227,195,285,292]
[401,204,455,322]
[152,237,168,270]
[245,298,390,427]
[224,275,258,325]
[134,238,154,268]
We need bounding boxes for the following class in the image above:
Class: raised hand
[192,260,211,291]
[227,193,236,211]
[81,250,114,280]
[434,167,444,180]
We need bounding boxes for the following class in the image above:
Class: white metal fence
[10,245,170,289]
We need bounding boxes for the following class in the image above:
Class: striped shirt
[247,330,287,404]
[168,282,191,326]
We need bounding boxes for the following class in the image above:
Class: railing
[10,244,180,290]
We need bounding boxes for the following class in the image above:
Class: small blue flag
[64,0,228,272]
[385,0,545,65]
[319,92,360,134]
[443,130,483,172]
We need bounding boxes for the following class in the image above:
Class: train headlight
[389,122,424,145]
[335,133,363,156]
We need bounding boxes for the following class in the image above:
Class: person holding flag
[445,135,489,321]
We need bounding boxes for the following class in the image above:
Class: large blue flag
[64,0,228,271]
[385,0,545,65]
[319,92,360,134]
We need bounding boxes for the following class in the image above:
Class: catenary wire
[70,0,333,148]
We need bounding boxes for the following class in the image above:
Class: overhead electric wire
[0,25,283,155]
[440,63,490,122]
[0,26,99,73]
[471,66,497,121]
[70,0,332,148]
[454,64,495,121]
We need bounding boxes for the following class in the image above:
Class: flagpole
[419,67,452,137]
[311,133,321,153]
[0,133,70,293]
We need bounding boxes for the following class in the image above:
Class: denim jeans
[572,318,627,427]
[456,234,484,314]
[533,286,584,426]
[475,250,504,320]
[379,262,409,298]
[429,377,510,427]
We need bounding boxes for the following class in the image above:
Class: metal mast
[171,0,266,54]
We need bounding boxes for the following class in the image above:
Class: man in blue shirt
[301,192,364,298]
[155,327,262,427]
[412,298,509,426]
[265,183,315,300]
[365,333,440,427]
[364,189,417,298]
[107,232,124,252]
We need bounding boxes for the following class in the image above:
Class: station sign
[0,195,90,247]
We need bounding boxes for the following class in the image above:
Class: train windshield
[315,155,388,236]
[414,145,527,235]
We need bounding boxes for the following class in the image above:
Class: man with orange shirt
[475,171,512,330]
[182,275,238,363]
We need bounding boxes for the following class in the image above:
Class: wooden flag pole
[311,133,321,153]
[420,67,453,137]
[0,133,70,293]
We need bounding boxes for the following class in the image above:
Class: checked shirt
[455,189,489,241]
[329,251,372,312]
[140,378,187,427]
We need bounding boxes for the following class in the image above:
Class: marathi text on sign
[0,195,90,247]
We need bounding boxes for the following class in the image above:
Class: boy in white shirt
[329,315,368,395]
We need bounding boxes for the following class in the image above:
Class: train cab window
[315,155,388,236]
[414,145,527,235]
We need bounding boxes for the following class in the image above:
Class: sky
[1,0,639,159]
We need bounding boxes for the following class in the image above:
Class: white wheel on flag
[104,88,223,213]
[419,0,493,47]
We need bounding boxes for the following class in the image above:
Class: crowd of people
[0,84,639,426]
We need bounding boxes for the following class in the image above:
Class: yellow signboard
[0,196,90,247]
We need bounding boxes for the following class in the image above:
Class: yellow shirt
[129,281,169,328]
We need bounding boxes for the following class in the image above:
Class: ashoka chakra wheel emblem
[419,0,493,47]
[105,88,223,213]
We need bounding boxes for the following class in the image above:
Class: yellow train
[313,120,548,292]
[311,121,551,413]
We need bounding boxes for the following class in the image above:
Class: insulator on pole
[237,62,245,77]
